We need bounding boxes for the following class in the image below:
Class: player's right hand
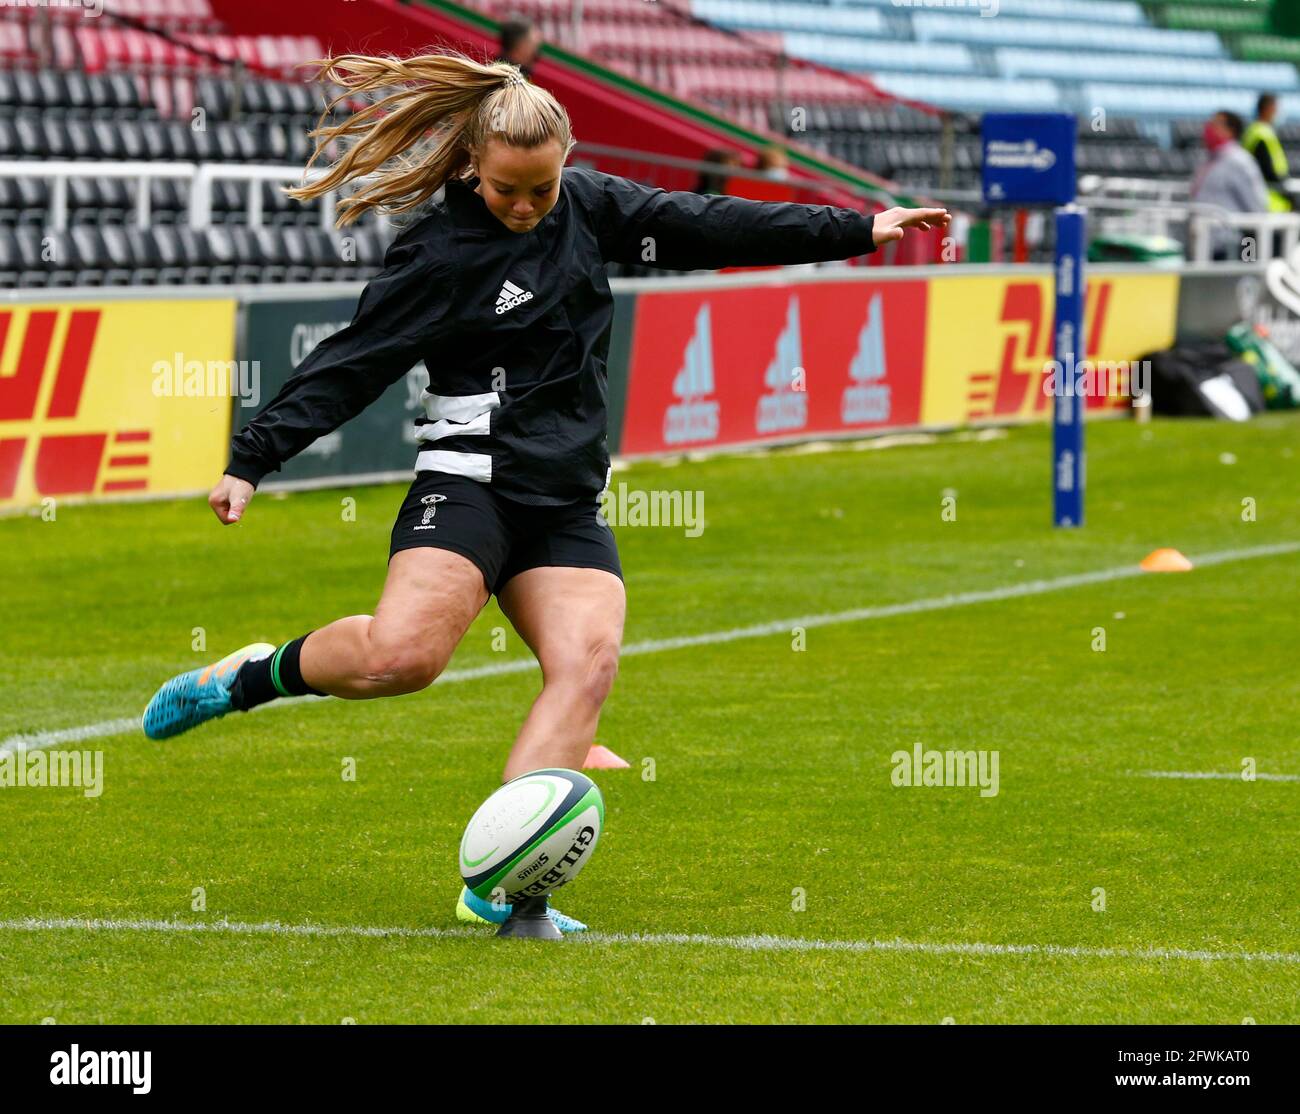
[209,474,256,525]
[872,207,951,245]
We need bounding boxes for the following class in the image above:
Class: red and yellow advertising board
[920,272,1180,425]
[619,270,1180,455]
[0,300,237,510]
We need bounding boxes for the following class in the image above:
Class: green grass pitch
[1,413,1297,1023]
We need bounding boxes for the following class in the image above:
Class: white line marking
[0,917,477,941]
[4,540,1298,757]
[579,932,1300,965]
[1134,771,1300,782]
[0,917,1296,965]
[0,716,140,752]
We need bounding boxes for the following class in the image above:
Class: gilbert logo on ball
[459,769,604,903]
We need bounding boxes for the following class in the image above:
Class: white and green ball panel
[460,769,604,902]
[488,801,602,904]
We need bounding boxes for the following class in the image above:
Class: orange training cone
[584,745,630,770]
[1140,548,1193,572]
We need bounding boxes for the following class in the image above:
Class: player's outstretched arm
[585,168,947,270]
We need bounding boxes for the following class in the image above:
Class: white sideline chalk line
[0,716,141,751]
[0,916,1297,965]
[1134,770,1300,783]
[4,539,1298,758]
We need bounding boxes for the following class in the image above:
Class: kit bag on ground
[1225,323,1300,410]
[1142,340,1266,421]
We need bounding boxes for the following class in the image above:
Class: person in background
[728,145,797,202]
[693,148,741,195]
[498,16,542,78]
[758,145,791,181]
[1191,111,1270,261]
[1243,93,1294,213]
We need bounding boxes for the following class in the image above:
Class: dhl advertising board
[921,271,1180,425]
[0,300,237,510]
[618,270,1179,454]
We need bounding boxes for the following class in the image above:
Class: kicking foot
[142,643,275,740]
[455,886,588,933]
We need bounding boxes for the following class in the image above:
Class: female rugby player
[142,52,949,930]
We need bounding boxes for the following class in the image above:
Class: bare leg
[299,548,489,699]
[497,567,626,781]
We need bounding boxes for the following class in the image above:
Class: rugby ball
[459,769,604,904]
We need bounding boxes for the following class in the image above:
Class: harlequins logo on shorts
[415,493,447,531]
[495,279,533,315]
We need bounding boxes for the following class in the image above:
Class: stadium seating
[994,51,1298,92]
[676,0,1300,123]
[779,37,977,78]
[462,0,1229,191]
[0,5,397,287]
[688,1,888,38]
[906,12,1224,55]
[1239,35,1300,65]
[485,0,1299,192]
[0,218,389,289]
[7,0,1300,284]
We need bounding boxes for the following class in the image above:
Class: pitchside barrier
[8,261,1287,513]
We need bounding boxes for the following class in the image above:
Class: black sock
[230,634,325,711]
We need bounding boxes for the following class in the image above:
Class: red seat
[0,22,29,63]
[51,24,79,69]
[149,72,174,117]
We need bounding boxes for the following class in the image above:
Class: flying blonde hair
[286,51,575,227]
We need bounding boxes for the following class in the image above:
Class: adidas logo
[495,279,534,315]
[664,304,720,445]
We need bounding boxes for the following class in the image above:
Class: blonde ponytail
[286,51,575,227]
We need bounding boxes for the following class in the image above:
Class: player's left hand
[872,207,951,246]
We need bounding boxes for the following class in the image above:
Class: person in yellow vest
[1243,93,1294,213]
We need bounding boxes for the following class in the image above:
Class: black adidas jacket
[226,167,878,504]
